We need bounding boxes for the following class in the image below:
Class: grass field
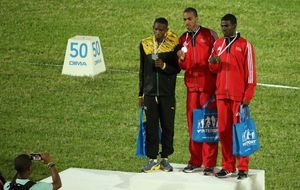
[0,0,299,189]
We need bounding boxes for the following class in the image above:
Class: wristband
[162,63,166,70]
[47,162,55,169]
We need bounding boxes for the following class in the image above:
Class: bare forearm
[49,165,61,190]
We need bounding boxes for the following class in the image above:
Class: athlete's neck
[156,37,165,43]
[190,25,200,32]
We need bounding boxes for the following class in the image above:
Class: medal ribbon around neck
[217,32,239,56]
[153,36,166,54]
[182,26,201,53]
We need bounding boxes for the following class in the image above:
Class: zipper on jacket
[225,52,229,98]
[193,43,197,90]
[156,71,159,96]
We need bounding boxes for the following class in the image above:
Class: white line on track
[176,75,299,90]
[5,61,300,90]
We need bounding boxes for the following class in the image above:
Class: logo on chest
[236,46,242,52]
[200,38,207,43]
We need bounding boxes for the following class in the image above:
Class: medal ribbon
[153,36,166,54]
[217,32,239,56]
[183,26,201,47]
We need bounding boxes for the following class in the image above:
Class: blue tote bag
[192,98,219,142]
[135,107,162,158]
[233,105,260,156]
[136,107,147,158]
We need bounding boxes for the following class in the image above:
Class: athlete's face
[153,22,168,40]
[221,20,236,37]
[183,12,198,31]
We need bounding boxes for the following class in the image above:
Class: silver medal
[152,53,158,60]
[181,46,188,53]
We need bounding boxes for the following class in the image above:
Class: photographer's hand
[41,152,51,164]
[41,152,62,190]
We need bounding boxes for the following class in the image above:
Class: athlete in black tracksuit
[139,20,181,163]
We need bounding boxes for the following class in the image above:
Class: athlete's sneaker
[203,167,214,176]
[141,159,160,173]
[183,164,201,173]
[160,158,173,172]
[215,169,233,178]
[237,170,248,180]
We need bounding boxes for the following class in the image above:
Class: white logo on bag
[198,119,204,129]
[211,116,217,128]
[197,115,218,133]
[242,129,256,146]
[205,117,211,128]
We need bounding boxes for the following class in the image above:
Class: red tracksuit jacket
[209,34,256,103]
[179,27,218,94]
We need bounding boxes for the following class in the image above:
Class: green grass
[0,0,300,189]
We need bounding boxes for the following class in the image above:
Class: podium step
[41,164,264,190]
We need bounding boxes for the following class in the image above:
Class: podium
[62,35,106,77]
[41,164,265,190]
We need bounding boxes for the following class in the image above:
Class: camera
[30,153,42,161]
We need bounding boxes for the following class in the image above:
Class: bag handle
[239,105,251,122]
[202,97,215,109]
[139,107,144,126]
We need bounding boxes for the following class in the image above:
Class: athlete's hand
[177,50,185,60]
[154,59,164,69]
[209,56,221,64]
[138,97,144,107]
[242,100,249,107]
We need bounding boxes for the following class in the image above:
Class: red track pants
[217,99,249,172]
[186,91,218,168]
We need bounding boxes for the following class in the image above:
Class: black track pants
[144,95,175,159]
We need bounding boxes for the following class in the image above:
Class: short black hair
[184,7,198,17]
[154,17,168,27]
[221,14,237,25]
[14,154,32,174]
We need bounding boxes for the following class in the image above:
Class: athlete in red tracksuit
[209,14,256,180]
[177,7,218,175]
